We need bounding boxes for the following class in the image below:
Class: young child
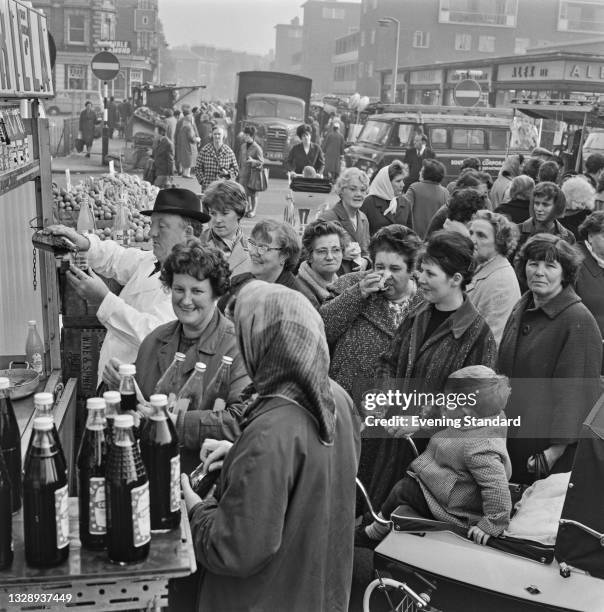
[357,365,513,548]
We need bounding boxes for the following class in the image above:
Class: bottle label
[55,484,69,549]
[170,455,181,513]
[131,482,151,547]
[30,352,43,374]
[88,477,106,534]
[172,398,190,418]
[167,392,177,412]
[212,398,226,412]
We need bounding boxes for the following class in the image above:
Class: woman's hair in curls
[369,224,421,271]
[301,220,346,260]
[388,159,408,181]
[473,210,519,257]
[419,230,475,289]
[160,238,231,297]
[202,179,247,219]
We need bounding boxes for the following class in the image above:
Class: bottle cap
[194,362,207,372]
[103,390,121,403]
[113,414,134,428]
[222,356,233,365]
[175,352,186,361]
[86,397,106,410]
[33,416,53,431]
[28,320,37,326]
[0,377,9,390]
[118,363,136,376]
[150,394,168,406]
[34,392,54,405]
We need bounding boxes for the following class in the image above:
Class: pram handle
[559,518,604,545]
[356,477,392,527]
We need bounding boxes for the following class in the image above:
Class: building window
[452,128,485,149]
[67,14,87,45]
[368,61,374,77]
[361,30,366,46]
[439,0,518,27]
[454,33,472,51]
[66,64,87,89]
[412,31,430,48]
[370,29,376,44]
[322,7,345,19]
[478,35,495,52]
[288,29,302,38]
[100,13,114,40]
[514,37,530,54]
[558,1,604,33]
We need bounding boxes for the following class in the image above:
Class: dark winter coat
[368,296,497,509]
[361,194,412,236]
[403,146,435,190]
[494,197,531,224]
[498,286,602,484]
[152,135,175,177]
[286,142,325,174]
[79,108,97,146]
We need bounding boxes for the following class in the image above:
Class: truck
[235,71,312,172]
[131,84,206,114]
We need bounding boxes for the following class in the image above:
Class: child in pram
[358,365,513,548]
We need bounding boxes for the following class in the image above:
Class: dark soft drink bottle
[0,452,13,569]
[118,364,137,415]
[103,390,121,445]
[28,393,66,466]
[23,417,69,568]
[77,398,107,551]
[106,414,150,564]
[154,352,186,413]
[207,356,233,412]
[140,394,180,531]
[0,377,21,513]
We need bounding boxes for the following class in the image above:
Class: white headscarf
[368,165,398,216]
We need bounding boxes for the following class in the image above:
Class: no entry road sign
[454,79,481,107]
[91,51,120,81]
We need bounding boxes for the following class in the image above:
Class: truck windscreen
[247,97,304,122]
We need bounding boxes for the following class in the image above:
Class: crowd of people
[52,111,604,609]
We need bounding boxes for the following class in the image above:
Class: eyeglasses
[247,239,282,256]
[313,247,343,258]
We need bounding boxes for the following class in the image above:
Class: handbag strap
[534,451,551,480]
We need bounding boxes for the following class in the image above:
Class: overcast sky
[158,0,360,56]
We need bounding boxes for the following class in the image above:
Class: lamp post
[378,17,400,103]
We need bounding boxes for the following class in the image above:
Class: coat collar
[515,284,582,320]
[579,241,604,277]
[518,218,568,237]
[413,294,481,340]
[470,254,511,283]
[332,201,362,239]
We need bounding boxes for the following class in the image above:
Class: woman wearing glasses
[296,220,346,309]
[318,167,371,274]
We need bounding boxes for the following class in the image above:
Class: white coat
[87,235,176,385]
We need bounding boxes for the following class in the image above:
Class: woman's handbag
[74,138,84,153]
[247,166,268,192]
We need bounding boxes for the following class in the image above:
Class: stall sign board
[454,79,482,107]
[91,51,120,82]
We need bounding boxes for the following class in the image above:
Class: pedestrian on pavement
[164,108,177,142]
[195,125,239,192]
[407,159,449,239]
[287,124,325,176]
[322,122,346,183]
[403,133,436,191]
[237,125,264,217]
[78,100,96,158]
[175,111,201,179]
[107,96,119,139]
[152,122,175,188]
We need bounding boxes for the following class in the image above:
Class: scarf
[234,281,336,445]
[297,260,336,303]
[367,165,397,216]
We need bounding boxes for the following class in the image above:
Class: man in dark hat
[45,188,210,389]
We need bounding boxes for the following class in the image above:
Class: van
[582,130,604,165]
[345,106,532,182]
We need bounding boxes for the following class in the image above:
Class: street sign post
[454,79,481,107]
[91,51,120,166]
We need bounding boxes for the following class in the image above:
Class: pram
[358,403,604,612]
[283,174,335,232]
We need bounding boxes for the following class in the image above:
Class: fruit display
[52,173,159,243]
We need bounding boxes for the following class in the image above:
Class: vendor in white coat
[466,210,521,346]
[46,188,210,388]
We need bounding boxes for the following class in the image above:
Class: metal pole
[102,80,108,165]
[392,19,400,103]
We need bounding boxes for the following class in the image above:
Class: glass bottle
[27,393,65,466]
[140,394,181,531]
[154,352,186,413]
[75,194,95,270]
[207,356,233,412]
[77,398,107,551]
[103,390,121,445]
[23,417,69,568]
[0,452,13,569]
[0,377,21,513]
[175,362,207,416]
[105,414,150,564]
[25,320,45,378]
[113,194,130,247]
[118,364,137,415]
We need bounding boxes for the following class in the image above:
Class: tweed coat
[410,416,512,536]
[368,296,498,509]
[498,286,603,484]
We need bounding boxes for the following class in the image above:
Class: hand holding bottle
[200,438,233,474]
[102,357,122,389]
[44,224,91,252]
[66,265,109,302]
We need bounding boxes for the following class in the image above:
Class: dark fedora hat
[140,188,210,223]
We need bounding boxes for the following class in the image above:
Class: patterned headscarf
[234,281,336,445]
[368,165,398,215]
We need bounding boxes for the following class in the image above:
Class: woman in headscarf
[494,175,534,224]
[181,282,360,612]
[560,175,596,240]
[361,161,411,235]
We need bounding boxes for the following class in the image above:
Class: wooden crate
[61,327,106,399]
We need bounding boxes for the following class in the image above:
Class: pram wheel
[363,571,442,612]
